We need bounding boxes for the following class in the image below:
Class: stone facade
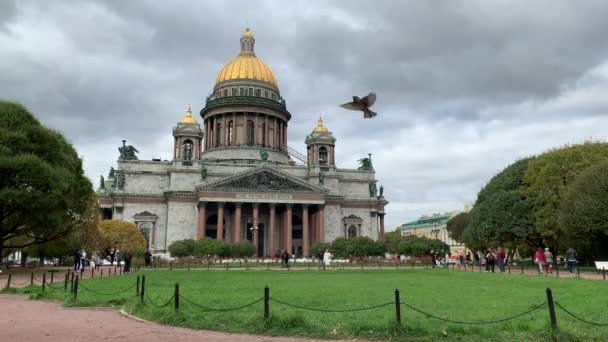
[98,28,388,257]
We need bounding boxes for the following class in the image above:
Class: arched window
[264,90,268,98]
[232,88,237,96]
[223,89,228,97]
[249,88,253,96]
[228,121,233,145]
[348,225,357,238]
[216,123,222,146]
[271,93,276,101]
[255,89,261,97]
[261,122,266,146]
[319,146,328,165]
[246,120,255,146]
[182,139,193,160]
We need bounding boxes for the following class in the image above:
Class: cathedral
[98,28,388,257]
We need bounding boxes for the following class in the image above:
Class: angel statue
[358,153,373,170]
[260,148,269,161]
[118,140,139,160]
[319,169,326,185]
[99,175,105,189]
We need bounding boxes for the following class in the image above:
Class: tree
[446,212,470,243]
[525,142,608,250]
[311,242,331,258]
[99,220,146,264]
[0,101,94,263]
[559,160,608,261]
[468,158,539,251]
[196,238,224,258]
[231,241,255,258]
[168,239,197,258]
[385,230,402,254]
[397,236,450,257]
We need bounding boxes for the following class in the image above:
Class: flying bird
[340,92,377,118]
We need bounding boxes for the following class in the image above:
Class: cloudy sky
[2,1,608,230]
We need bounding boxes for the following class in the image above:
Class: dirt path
[0,295,367,342]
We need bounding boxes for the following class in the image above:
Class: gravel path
[0,295,368,342]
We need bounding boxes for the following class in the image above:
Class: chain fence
[144,291,175,308]
[269,297,393,313]
[78,282,136,296]
[180,295,263,312]
[555,302,608,327]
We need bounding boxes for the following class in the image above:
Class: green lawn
[6,269,608,341]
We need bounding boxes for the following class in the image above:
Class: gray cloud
[2,0,608,229]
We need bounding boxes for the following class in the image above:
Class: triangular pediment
[199,165,328,193]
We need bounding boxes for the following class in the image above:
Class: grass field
[5,268,608,341]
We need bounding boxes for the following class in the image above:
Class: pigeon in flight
[340,92,377,118]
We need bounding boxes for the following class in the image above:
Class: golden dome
[215,28,279,89]
[179,105,198,124]
[313,115,329,133]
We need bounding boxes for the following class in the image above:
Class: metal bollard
[264,286,269,321]
[136,275,140,296]
[42,273,46,291]
[174,283,179,312]
[394,289,401,323]
[70,272,75,293]
[140,275,145,304]
[545,288,557,329]
[603,268,606,280]
[73,275,79,299]
[51,272,54,283]
[64,273,68,291]
[30,272,34,285]
[6,273,11,290]
[91,268,94,278]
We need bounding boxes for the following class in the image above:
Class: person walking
[496,247,506,272]
[566,247,577,273]
[544,248,554,274]
[323,249,332,270]
[474,251,480,267]
[281,250,290,269]
[485,249,496,273]
[73,249,81,273]
[316,250,324,268]
[465,252,471,266]
[534,247,545,274]
[430,249,436,269]
[124,250,132,273]
[144,250,152,268]
[79,249,87,273]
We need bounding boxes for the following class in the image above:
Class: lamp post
[250,226,259,257]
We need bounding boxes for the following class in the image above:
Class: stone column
[318,205,325,243]
[234,203,241,243]
[286,204,293,255]
[232,112,236,145]
[302,205,309,256]
[254,113,259,145]
[197,202,206,240]
[217,202,224,241]
[269,204,276,256]
[344,223,348,238]
[379,214,385,241]
[264,115,269,147]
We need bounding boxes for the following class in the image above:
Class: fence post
[226,262,229,271]
[508,264,511,274]
[91,268,94,278]
[555,263,559,277]
[6,273,11,290]
[136,275,140,296]
[170,262,173,271]
[73,275,79,299]
[174,283,179,312]
[603,268,606,280]
[545,288,557,329]
[70,272,75,293]
[264,286,269,321]
[521,264,524,274]
[395,289,401,323]
[51,272,54,284]
[64,273,68,291]
[140,275,145,304]
[42,273,46,291]
[101,268,103,278]
[30,272,34,285]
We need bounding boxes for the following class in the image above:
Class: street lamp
[250,225,259,257]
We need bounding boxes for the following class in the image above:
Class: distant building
[397,207,470,255]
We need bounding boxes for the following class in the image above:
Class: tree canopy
[0,101,93,261]
[99,220,146,264]
[397,236,450,257]
[446,212,470,242]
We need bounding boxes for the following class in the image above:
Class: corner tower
[305,115,336,169]
[200,28,291,164]
[173,106,203,161]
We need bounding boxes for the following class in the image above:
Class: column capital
[252,202,260,209]
[197,201,207,209]
[217,201,225,208]
[301,204,309,210]
[285,203,293,209]
[268,203,277,209]
[234,202,242,208]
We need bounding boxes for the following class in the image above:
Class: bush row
[168,239,255,258]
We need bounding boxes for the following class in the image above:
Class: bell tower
[305,115,336,168]
[173,106,204,161]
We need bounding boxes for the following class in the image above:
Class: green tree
[196,238,225,258]
[397,236,449,257]
[168,239,197,258]
[330,237,353,258]
[384,230,402,254]
[446,212,470,243]
[0,101,94,263]
[468,158,539,251]
[99,220,146,264]
[559,160,608,261]
[311,242,331,258]
[525,142,608,250]
[231,240,255,258]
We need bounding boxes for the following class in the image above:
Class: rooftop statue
[260,148,269,161]
[108,167,115,178]
[201,166,208,180]
[379,185,384,198]
[118,140,139,160]
[358,153,373,170]
[99,175,105,189]
[319,169,325,185]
